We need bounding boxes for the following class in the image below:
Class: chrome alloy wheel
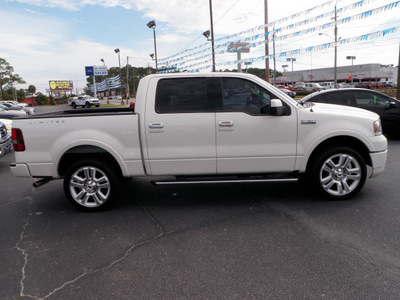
[69,166,111,208]
[319,153,362,196]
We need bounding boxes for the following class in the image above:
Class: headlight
[373,119,382,135]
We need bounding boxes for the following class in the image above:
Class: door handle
[218,121,234,128]
[149,123,164,129]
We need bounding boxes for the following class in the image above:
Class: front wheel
[63,160,118,211]
[311,147,367,199]
[85,102,91,108]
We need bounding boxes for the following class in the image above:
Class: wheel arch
[58,145,123,178]
[305,136,372,174]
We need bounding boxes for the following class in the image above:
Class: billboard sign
[227,42,250,53]
[49,80,74,91]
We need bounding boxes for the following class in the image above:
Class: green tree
[28,85,36,94]
[17,89,26,101]
[0,57,26,100]
[36,92,48,105]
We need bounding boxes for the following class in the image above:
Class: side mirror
[389,101,397,108]
[269,99,285,116]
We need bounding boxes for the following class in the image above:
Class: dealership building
[276,63,398,85]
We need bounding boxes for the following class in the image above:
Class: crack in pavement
[17,199,262,299]
[15,195,38,300]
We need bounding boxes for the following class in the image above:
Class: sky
[1,0,399,93]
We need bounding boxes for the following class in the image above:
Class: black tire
[72,102,76,109]
[311,146,367,200]
[95,105,100,108]
[85,102,90,108]
[63,159,119,211]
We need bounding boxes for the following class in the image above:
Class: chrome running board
[153,177,298,185]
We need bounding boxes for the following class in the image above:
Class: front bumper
[369,150,388,178]
[0,138,12,158]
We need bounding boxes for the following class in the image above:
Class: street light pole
[147,21,158,71]
[286,58,296,87]
[114,48,123,104]
[346,56,356,86]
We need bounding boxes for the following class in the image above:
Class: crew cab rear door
[144,76,217,175]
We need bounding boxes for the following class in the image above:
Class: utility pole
[334,5,338,88]
[209,0,216,72]
[264,0,270,82]
[126,56,129,104]
[397,41,400,100]
[273,28,276,86]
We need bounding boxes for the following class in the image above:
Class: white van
[305,83,323,91]
[319,82,335,90]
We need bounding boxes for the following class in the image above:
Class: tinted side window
[308,94,325,103]
[221,78,274,115]
[324,92,356,105]
[156,78,207,113]
[353,92,390,109]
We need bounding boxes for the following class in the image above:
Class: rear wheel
[85,102,90,108]
[63,160,118,211]
[71,102,76,109]
[311,147,367,199]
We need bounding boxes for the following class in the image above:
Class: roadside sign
[94,65,108,76]
[85,66,94,76]
[227,42,250,53]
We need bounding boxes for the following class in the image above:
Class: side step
[152,174,299,186]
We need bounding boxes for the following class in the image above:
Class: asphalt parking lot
[1,107,400,299]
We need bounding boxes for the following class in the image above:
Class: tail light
[12,128,25,151]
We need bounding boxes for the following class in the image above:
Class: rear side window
[155,78,207,113]
[324,92,355,106]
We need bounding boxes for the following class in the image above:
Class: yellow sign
[49,80,73,91]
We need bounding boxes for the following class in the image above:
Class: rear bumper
[369,150,388,178]
[10,163,31,177]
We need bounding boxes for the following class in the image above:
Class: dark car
[279,88,296,98]
[300,89,400,136]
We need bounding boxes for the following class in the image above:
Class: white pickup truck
[10,73,387,211]
[68,95,100,109]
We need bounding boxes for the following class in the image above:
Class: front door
[215,77,297,174]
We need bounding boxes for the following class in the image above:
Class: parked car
[0,121,12,158]
[0,102,35,115]
[354,82,370,89]
[293,82,306,91]
[68,95,100,109]
[0,106,27,119]
[10,72,387,211]
[108,95,122,100]
[1,100,29,108]
[0,118,12,136]
[279,88,296,98]
[300,88,400,136]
